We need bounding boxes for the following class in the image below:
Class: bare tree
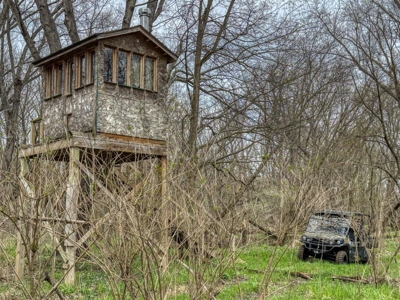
[62,0,79,43]
[121,0,137,29]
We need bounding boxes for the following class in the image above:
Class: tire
[335,250,348,264]
[298,245,309,261]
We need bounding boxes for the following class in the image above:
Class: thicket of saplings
[0,152,399,299]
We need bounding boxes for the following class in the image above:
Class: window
[66,60,74,94]
[118,51,128,85]
[55,64,63,95]
[102,48,157,91]
[131,54,141,88]
[45,63,64,98]
[45,67,54,98]
[78,54,86,87]
[103,47,114,82]
[144,57,155,91]
[89,51,95,84]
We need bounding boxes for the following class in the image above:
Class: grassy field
[1,234,399,299]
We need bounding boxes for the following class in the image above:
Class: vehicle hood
[303,231,345,240]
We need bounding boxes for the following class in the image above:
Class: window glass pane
[68,61,74,93]
[49,68,54,96]
[46,68,52,97]
[118,51,128,85]
[144,57,154,90]
[80,55,86,86]
[103,47,113,82]
[90,51,95,83]
[131,55,141,88]
[56,64,63,94]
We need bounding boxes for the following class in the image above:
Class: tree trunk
[122,0,137,29]
[147,0,165,32]
[6,0,41,60]
[35,0,62,53]
[63,0,80,43]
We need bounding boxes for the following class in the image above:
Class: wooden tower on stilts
[15,21,177,285]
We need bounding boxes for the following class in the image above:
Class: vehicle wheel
[335,250,348,264]
[361,255,369,264]
[298,245,309,261]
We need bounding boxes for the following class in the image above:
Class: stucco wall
[42,95,65,139]
[66,85,95,133]
[96,87,166,140]
[41,31,169,142]
[42,82,95,140]
[96,34,168,140]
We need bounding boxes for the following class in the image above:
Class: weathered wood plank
[99,132,166,145]
[20,135,167,158]
[160,157,169,271]
[15,158,29,281]
[65,147,80,285]
[19,139,70,158]
[71,136,167,156]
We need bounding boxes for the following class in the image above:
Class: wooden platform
[16,131,169,285]
[20,132,167,162]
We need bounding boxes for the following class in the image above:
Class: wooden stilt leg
[65,147,80,285]
[160,156,168,271]
[15,158,29,281]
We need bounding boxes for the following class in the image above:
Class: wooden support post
[30,121,36,145]
[39,122,44,143]
[65,147,80,285]
[15,158,29,281]
[160,156,168,272]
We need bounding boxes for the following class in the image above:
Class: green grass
[1,234,400,299]
[214,243,400,300]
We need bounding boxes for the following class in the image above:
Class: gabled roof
[33,25,177,66]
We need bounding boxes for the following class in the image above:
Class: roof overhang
[33,25,177,67]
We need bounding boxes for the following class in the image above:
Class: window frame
[66,60,74,95]
[45,63,64,98]
[45,66,54,98]
[76,53,86,88]
[101,46,157,92]
[131,53,142,89]
[117,50,130,86]
[144,56,157,92]
[54,63,63,96]
[88,50,96,84]
[103,46,116,83]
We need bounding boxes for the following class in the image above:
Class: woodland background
[1,0,400,299]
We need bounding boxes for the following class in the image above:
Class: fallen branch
[332,275,386,284]
[290,272,313,280]
[248,220,277,238]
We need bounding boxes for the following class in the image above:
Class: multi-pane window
[44,50,96,97]
[102,47,156,91]
[118,51,128,85]
[43,48,158,98]
[131,54,141,88]
[45,63,64,98]
[103,47,113,82]
[144,57,155,91]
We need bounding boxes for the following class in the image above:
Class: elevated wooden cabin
[15,26,176,285]
[28,25,176,151]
